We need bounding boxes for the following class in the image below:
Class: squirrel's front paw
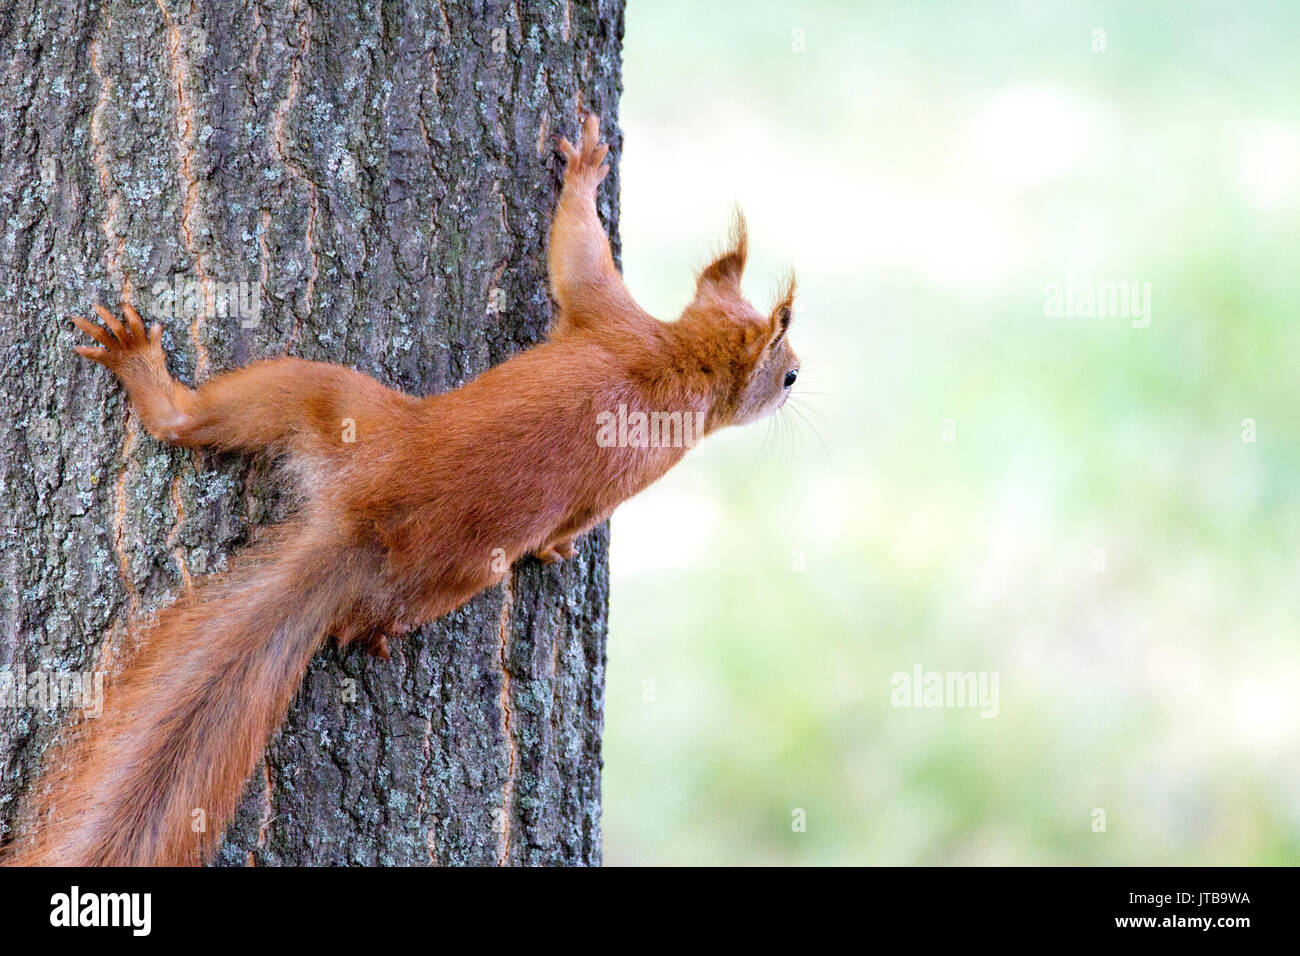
[557,112,609,191]
[72,303,164,373]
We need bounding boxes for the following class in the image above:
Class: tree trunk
[0,0,622,865]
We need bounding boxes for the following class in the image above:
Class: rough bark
[0,0,622,865]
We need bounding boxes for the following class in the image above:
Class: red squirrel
[7,114,799,866]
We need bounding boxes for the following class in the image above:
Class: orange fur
[5,113,798,865]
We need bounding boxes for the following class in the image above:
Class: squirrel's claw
[122,302,148,343]
[93,303,130,345]
[71,314,115,350]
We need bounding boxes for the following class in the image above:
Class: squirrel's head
[675,211,799,431]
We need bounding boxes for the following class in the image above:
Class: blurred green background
[604,0,1300,864]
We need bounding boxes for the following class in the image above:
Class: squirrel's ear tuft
[696,208,748,292]
[766,271,796,349]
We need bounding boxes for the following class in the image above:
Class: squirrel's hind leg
[535,539,578,564]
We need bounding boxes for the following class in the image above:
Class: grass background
[602,0,1300,864]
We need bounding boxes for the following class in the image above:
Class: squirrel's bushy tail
[6,524,349,866]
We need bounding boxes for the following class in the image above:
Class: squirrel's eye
[783,369,798,388]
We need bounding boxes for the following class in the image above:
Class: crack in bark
[434,0,451,43]
[417,698,436,861]
[89,21,142,639]
[249,756,274,864]
[496,573,517,866]
[256,207,272,315]
[88,30,130,302]
[156,0,212,379]
[535,103,550,159]
[415,111,441,263]
[110,412,140,621]
[246,0,265,110]
[165,474,191,589]
[271,0,319,352]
